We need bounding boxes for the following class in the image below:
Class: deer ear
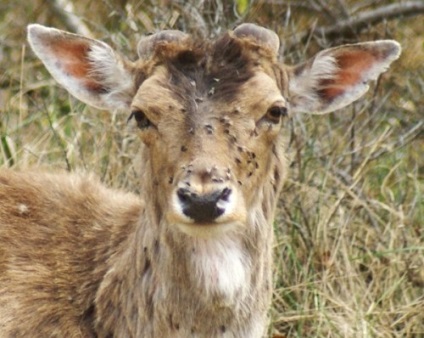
[27,24,135,110]
[288,40,401,114]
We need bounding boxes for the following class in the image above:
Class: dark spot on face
[220,325,226,333]
[205,124,214,134]
[274,167,280,183]
[229,134,237,143]
[248,172,253,177]
[168,176,174,184]
[180,145,187,152]
[235,158,242,165]
[143,257,151,273]
[154,239,160,254]
[238,180,243,186]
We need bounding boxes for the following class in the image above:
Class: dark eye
[128,109,152,130]
[265,106,288,124]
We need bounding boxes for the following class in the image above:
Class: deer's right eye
[128,110,152,130]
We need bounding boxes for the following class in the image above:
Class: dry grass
[0,1,423,337]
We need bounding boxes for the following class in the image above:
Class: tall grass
[1,1,423,337]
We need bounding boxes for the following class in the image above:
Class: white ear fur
[288,40,401,114]
[27,24,135,110]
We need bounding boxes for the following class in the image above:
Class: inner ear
[288,40,401,114]
[318,44,400,102]
[51,39,104,92]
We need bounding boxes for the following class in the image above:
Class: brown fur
[0,24,400,337]
[0,170,142,336]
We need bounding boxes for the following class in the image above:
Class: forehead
[132,35,284,119]
[136,69,282,108]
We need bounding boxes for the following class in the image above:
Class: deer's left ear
[28,24,136,110]
[288,40,401,114]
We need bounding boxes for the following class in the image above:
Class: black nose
[177,187,232,223]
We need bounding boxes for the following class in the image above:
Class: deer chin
[174,220,244,238]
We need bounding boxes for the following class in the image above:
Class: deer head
[27,23,401,239]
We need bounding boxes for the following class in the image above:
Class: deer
[0,23,400,337]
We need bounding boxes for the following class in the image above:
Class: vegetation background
[0,0,423,337]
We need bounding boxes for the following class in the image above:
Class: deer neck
[95,193,274,337]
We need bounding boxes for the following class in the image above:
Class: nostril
[220,187,232,202]
[177,188,192,204]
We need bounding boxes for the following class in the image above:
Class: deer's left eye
[264,105,288,124]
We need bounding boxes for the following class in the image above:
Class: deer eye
[128,109,152,130]
[264,105,288,124]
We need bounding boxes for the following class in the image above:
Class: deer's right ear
[27,24,135,111]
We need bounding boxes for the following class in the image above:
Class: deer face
[131,64,289,235]
[27,23,400,238]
